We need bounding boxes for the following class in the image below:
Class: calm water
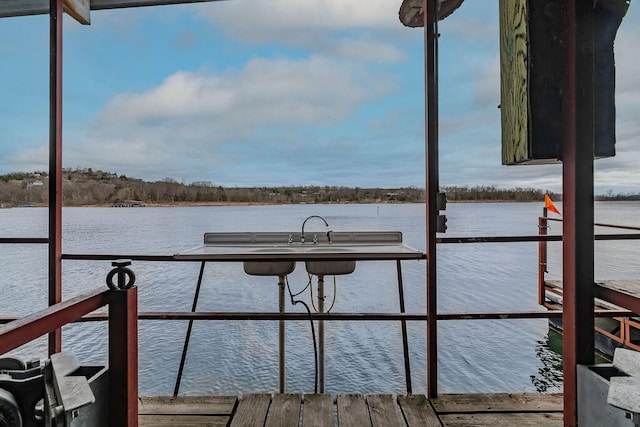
[2,201,639,396]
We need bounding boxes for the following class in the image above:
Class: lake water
[2,201,639,396]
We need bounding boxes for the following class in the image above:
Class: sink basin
[244,248,296,276]
[305,247,356,276]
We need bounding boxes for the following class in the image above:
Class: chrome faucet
[301,215,329,244]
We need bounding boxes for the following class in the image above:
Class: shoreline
[1,199,571,208]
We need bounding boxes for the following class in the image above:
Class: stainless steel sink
[305,259,356,276]
[175,231,424,277]
[304,247,356,276]
[243,248,296,276]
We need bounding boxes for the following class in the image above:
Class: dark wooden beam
[0,0,225,18]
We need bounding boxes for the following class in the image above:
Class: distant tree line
[442,185,559,202]
[1,169,635,207]
[0,168,424,207]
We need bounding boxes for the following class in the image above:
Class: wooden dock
[138,393,564,426]
[543,280,640,356]
[544,279,640,315]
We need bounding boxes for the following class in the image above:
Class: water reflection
[530,330,563,393]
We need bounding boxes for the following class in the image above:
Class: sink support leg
[318,275,325,393]
[174,261,206,397]
[396,260,412,393]
[278,275,286,393]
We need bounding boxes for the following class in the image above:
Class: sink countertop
[174,231,425,261]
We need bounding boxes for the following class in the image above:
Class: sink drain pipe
[286,277,318,394]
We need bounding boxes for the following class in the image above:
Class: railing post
[562,1,595,424]
[538,211,548,305]
[48,0,64,357]
[424,0,440,398]
[108,260,138,427]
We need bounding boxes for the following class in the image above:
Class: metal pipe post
[278,275,286,393]
[174,261,206,396]
[396,260,412,393]
[538,212,548,305]
[424,0,439,398]
[318,276,325,393]
[562,1,596,425]
[48,0,64,356]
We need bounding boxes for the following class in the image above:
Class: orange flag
[544,194,561,215]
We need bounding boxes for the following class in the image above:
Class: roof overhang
[0,0,225,19]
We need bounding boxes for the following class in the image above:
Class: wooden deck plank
[302,394,333,427]
[336,394,371,427]
[439,412,563,426]
[545,280,626,310]
[431,393,563,413]
[138,396,237,415]
[229,394,272,427]
[139,414,229,426]
[547,279,640,303]
[600,280,640,297]
[137,393,565,426]
[265,394,301,427]
[366,395,405,427]
[397,394,442,427]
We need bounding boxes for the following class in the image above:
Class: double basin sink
[174,231,422,277]
[244,244,356,276]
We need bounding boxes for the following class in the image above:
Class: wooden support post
[109,287,139,427]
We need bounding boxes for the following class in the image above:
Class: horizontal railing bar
[1,309,630,325]
[439,235,562,243]
[142,309,632,320]
[542,217,640,232]
[438,233,640,244]
[62,254,181,261]
[61,253,428,262]
[0,237,49,244]
[594,222,640,232]
[59,233,640,260]
[0,288,110,354]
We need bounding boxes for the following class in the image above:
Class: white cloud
[198,0,400,35]
[615,20,640,99]
[473,56,500,108]
[70,54,398,183]
[195,0,408,62]
[97,55,387,127]
[5,146,49,173]
[326,38,407,63]
[99,71,235,122]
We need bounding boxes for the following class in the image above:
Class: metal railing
[3,214,640,425]
[0,261,138,427]
[537,215,640,352]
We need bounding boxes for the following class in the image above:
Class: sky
[0,0,639,194]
